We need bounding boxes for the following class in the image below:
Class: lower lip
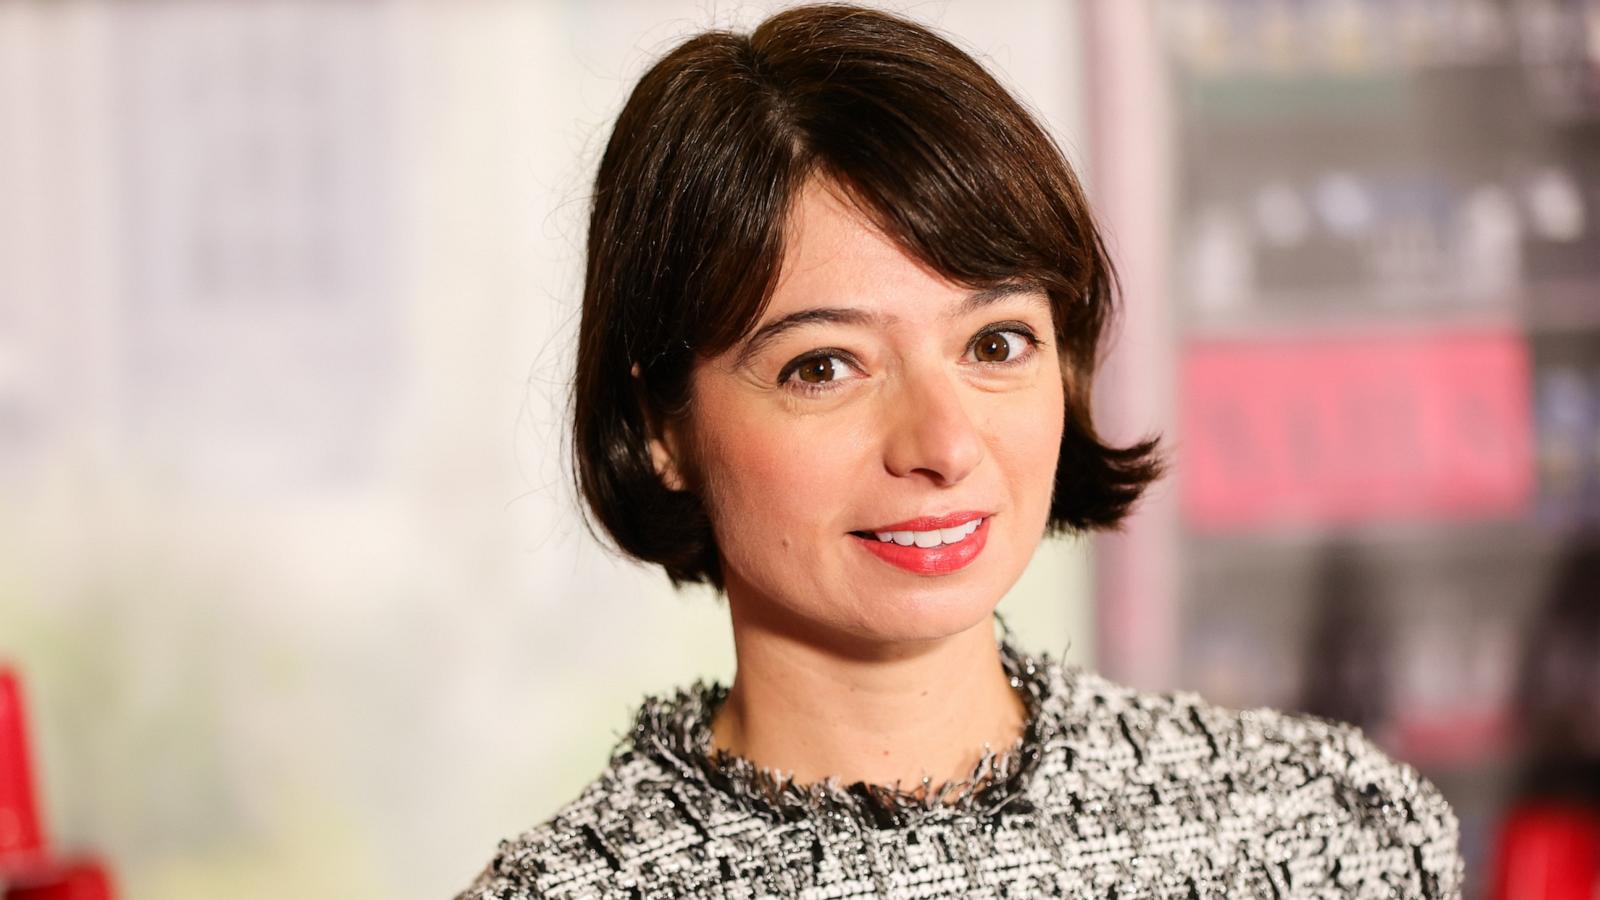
[851,517,990,575]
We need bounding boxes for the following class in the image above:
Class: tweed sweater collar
[614,616,1067,830]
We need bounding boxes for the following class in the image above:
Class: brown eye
[796,356,838,383]
[973,332,1018,363]
[778,352,861,395]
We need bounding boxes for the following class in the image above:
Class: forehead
[769,176,954,310]
[753,176,1053,331]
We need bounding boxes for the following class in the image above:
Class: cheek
[693,399,872,549]
[989,375,1065,505]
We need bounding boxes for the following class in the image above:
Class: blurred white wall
[0,2,1094,897]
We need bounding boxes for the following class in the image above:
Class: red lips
[859,510,990,533]
[851,514,991,575]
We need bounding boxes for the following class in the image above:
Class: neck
[708,604,1027,799]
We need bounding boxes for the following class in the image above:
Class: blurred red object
[0,667,45,867]
[0,667,116,900]
[1491,803,1600,900]
[3,861,113,900]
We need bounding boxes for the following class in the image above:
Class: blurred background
[0,1,1595,898]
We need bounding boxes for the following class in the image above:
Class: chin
[794,568,1010,650]
[871,582,1006,636]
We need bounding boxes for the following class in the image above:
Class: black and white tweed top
[456,626,1464,898]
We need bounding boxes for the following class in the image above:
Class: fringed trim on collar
[612,615,1064,830]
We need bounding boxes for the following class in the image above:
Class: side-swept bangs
[573,3,1163,590]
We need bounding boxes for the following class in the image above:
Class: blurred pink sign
[1181,329,1533,530]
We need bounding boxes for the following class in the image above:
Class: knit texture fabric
[455,629,1464,898]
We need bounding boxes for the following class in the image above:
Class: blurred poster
[1181,329,1534,530]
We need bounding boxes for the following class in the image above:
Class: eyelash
[775,323,1046,398]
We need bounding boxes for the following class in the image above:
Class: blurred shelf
[1174,280,1600,341]
[1528,278,1600,334]
[1176,69,1409,120]
[1174,62,1538,125]
[1182,518,1586,564]
[1178,293,1522,341]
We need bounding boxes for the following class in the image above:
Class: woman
[457,4,1464,897]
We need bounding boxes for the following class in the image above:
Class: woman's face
[655,177,1065,649]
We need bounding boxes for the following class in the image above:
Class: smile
[870,517,982,547]
[848,514,991,575]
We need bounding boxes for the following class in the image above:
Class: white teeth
[873,518,984,547]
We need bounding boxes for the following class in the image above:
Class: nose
[882,364,985,485]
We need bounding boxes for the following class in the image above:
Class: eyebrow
[733,281,1047,369]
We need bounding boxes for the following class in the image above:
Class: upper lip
[858,511,991,533]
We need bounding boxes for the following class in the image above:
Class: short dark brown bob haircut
[572,3,1163,591]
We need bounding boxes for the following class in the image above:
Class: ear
[631,362,688,492]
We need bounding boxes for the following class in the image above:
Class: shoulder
[1055,666,1466,897]
[1236,706,1465,897]
[451,751,695,900]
